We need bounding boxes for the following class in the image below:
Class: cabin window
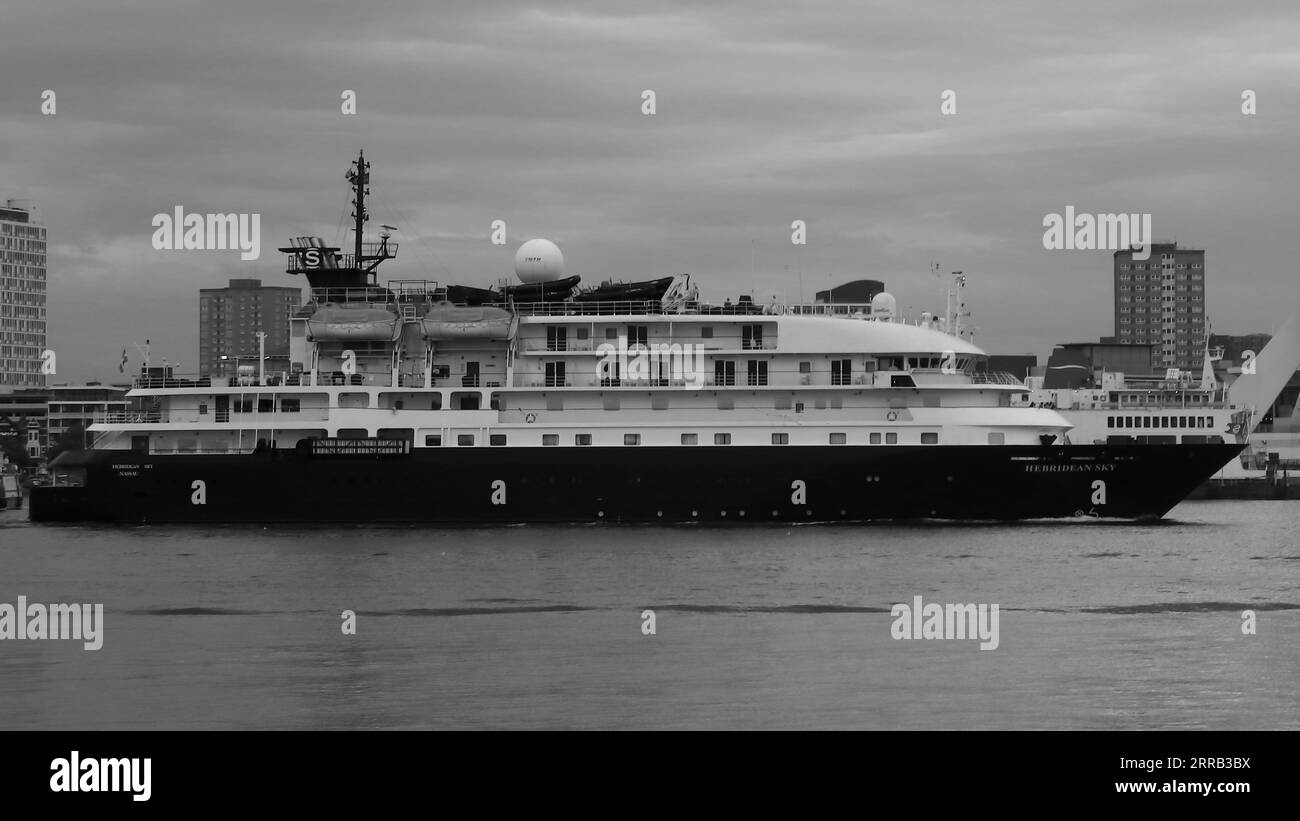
[715,360,736,386]
[921,432,939,444]
[258,398,274,413]
[771,433,789,445]
[338,428,367,439]
[714,433,731,445]
[543,434,559,446]
[1107,416,1114,428]
[799,361,811,374]
[431,393,443,410]
[869,433,882,444]
[489,434,507,446]
[1207,416,1214,428]
[424,435,441,446]
[235,399,253,414]
[378,428,413,442]
[885,432,898,444]
[627,325,648,346]
[831,359,852,385]
[281,399,300,413]
[624,433,640,446]
[742,324,763,350]
[546,326,567,351]
[457,434,475,446]
[987,432,1005,445]
[545,361,566,387]
[605,327,617,340]
[747,360,768,386]
[199,403,208,415]
[701,327,713,339]
[681,433,698,445]
[575,327,589,340]
[829,432,846,445]
[795,402,804,413]
[1179,415,1187,427]
[864,360,877,373]
[575,434,592,446]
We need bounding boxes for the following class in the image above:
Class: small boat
[421,303,514,340]
[501,275,581,303]
[305,304,402,341]
[445,284,500,306]
[573,276,675,303]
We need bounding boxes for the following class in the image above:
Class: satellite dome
[871,291,897,320]
[514,239,565,283]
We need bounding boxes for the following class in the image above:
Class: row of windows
[1107,415,1215,429]
[1119,263,1202,271]
[413,431,942,447]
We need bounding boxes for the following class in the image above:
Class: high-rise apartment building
[1113,243,1206,371]
[199,278,301,378]
[0,201,48,388]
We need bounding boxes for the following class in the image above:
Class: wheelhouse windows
[545,361,566,388]
[747,360,768,386]
[715,360,736,386]
[742,324,763,350]
[831,359,852,385]
[546,326,567,351]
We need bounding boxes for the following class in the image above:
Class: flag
[119,349,128,373]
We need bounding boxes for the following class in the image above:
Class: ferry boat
[29,152,1273,524]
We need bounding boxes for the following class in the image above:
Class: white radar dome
[871,291,897,320]
[514,239,565,283]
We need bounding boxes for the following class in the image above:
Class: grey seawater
[0,500,1297,730]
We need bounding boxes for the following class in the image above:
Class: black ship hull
[29,443,1240,524]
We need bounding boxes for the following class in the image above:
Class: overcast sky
[4,0,1300,383]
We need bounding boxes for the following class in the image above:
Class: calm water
[1,500,1297,730]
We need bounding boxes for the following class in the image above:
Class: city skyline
[4,1,1300,383]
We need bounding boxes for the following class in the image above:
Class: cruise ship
[29,153,1265,524]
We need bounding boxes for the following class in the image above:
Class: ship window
[574,327,589,340]
[281,399,300,413]
[235,399,253,413]
[338,428,367,438]
[605,327,617,340]
[701,327,713,339]
[771,433,789,445]
[831,359,852,385]
[1107,416,1114,428]
[431,393,443,410]
[921,432,939,444]
[457,434,475,446]
[543,434,559,446]
[799,361,811,374]
[987,432,1005,445]
[424,435,441,446]
[885,432,898,444]
[379,429,414,443]
[747,360,768,386]
[1143,417,1150,428]
[830,432,846,445]
[681,433,698,445]
[627,326,648,346]
[795,402,804,413]
[1179,415,1186,427]
[452,393,480,410]
[714,433,731,445]
[715,360,736,386]
[1207,416,1214,427]
[490,434,507,446]
[870,433,882,444]
[575,434,592,446]
[742,324,763,350]
[546,326,567,351]
[545,361,566,387]
[624,433,640,446]
[199,403,208,415]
